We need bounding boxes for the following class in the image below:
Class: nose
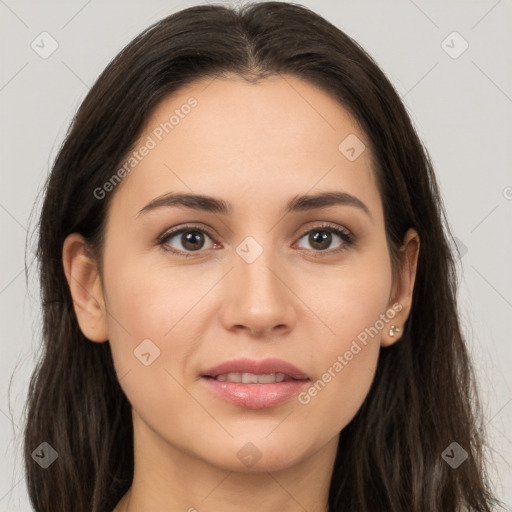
[219,249,297,338]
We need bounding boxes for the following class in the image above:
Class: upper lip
[201,358,310,380]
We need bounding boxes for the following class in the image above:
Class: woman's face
[66,74,417,473]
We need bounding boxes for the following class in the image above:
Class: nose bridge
[219,234,296,336]
[237,245,281,304]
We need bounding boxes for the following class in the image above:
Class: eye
[294,223,353,255]
[158,224,218,257]
[157,222,354,258]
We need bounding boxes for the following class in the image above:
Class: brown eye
[158,225,217,257]
[295,224,353,254]
[179,230,206,251]
[307,230,334,251]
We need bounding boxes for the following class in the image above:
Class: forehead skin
[105,73,383,238]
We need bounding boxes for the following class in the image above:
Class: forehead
[110,73,381,219]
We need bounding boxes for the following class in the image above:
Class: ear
[381,228,420,347]
[62,233,108,342]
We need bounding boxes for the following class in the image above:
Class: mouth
[200,358,310,409]
[206,372,297,383]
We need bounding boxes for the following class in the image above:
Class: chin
[200,436,313,473]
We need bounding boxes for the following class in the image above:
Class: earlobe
[381,228,420,347]
[62,233,109,342]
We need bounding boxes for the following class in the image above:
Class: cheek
[307,243,392,345]
[298,250,392,427]
[101,250,207,379]
[102,259,207,429]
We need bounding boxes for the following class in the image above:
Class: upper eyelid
[158,222,215,240]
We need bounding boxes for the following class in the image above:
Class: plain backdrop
[1,1,511,510]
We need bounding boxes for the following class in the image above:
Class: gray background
[1,0,511,510]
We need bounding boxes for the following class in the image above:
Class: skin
[63,74,419,512]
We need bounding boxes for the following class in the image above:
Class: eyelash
[156,222,355,259]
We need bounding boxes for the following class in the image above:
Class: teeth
[213,372,289,383]
[242,372,258,384]
[258,373,278,383]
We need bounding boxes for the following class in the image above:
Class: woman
[23,2,500,511]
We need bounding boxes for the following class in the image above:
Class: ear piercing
[389,325,401,337]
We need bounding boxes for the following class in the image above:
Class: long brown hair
[23,2,501,510]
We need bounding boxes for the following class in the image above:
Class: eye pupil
[309,230,331,250]
[182,231,204,251]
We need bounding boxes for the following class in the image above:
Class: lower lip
[201,377,309,409]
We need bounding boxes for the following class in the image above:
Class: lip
[200,358,310,409]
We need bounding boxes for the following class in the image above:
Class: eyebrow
[137,190,371,218]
